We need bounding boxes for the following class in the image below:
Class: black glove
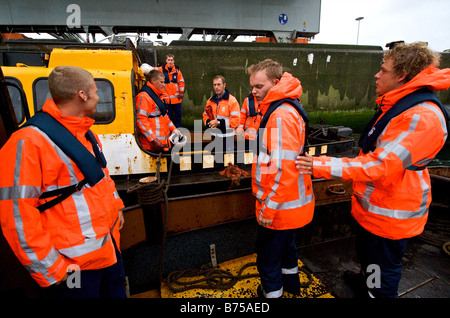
[151,139,165,152]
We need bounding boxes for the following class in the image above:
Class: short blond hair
[48,66,93,104]
[146,69,164,82]
[248,59,283,80]
[384,41,441,82]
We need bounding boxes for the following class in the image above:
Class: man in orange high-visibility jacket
[157,54,185,128]
[0,66,126,298]
[296,42,449,298]
[136,70,181,153]
[236,93,262,151]
[202,75,240,151]
[249,59,314,298]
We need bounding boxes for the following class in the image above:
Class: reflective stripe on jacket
[157,64,185,104]
[252,72,314,230]
[0,99,124,287]
[312,65,450,240]
[202,90,240,138]
[238,94,262,140]
[135,82,176,151]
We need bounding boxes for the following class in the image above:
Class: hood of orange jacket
[42,99,95,142]
[376,65,450,112]
[259,72,303,116]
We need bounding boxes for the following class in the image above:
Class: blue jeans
[255,226,300,297]
[355,223,408,298]
[167,103,182,128]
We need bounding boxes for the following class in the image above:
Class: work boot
[256,285,283,298]
[343,270,370,298]
[256,285,265,298]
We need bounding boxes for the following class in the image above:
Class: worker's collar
[211,89,230,104]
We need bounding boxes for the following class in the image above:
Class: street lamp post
[355,17,364,45]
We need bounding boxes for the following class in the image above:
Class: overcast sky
[310,0,450,52]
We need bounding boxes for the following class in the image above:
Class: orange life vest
[135,82,176,151]
[202,90,240,137]
[238,93,262,140]
[252,72,315,230]
[312,65,450,239]
[157,64,185,104]
[0,100,124,287]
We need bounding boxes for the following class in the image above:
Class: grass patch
[307,109,375,133]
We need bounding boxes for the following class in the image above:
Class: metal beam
[0,0,321,41]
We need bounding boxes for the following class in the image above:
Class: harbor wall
[147,41,450,113]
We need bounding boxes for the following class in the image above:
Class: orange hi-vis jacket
[238,94,262,140]
[0,100,124,287]
[252,72,315,230]
[202,90,240,138]
[312,65,450,240]
[136,81,177,151]
[157,64,185,105]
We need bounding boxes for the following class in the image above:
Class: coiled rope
[166,262,313,293]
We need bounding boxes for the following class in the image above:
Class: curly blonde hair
[384,41,441,82]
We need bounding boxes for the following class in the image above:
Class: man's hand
[258,214,273,227]
[235,127,244,136]
[119,210,124,230]
[151,139,165,152]
[295,152,313,175]
[208,119,220,128]
[57,273,69,285]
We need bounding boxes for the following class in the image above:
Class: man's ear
[397,72,407,84]
[78,90,87,102]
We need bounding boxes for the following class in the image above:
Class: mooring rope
[166,262,313,293]
[127,152,174,280]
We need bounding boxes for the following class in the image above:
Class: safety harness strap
[21,111,106,212]
[162,63,179,84]
[359,88,449,155]
[139,85,168,116]
[256,98,309,155]
[247,93,260,117]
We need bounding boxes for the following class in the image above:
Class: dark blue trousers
[255,226,300,298]
[355,223,408,298]
[50,235,127,299]
[167,103,182,128]
[50,255,127,298]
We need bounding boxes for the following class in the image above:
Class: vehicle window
[5,77,25,124]
[33,78,115,124]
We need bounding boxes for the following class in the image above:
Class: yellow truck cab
[2,44,176,177]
